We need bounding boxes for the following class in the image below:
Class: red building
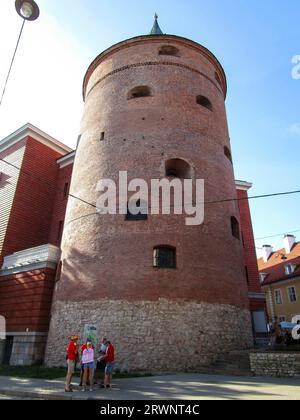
[0,123,266,366]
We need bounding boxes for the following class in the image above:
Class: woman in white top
[81,341,95,392]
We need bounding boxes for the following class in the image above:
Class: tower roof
[150,13,163,35]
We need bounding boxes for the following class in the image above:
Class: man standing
[65,335,78,392]
[104,340,115,389]
[95,337,108,387]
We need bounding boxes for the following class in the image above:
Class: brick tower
[46,17,254,371]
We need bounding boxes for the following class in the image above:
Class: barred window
[153,246,176,269]
[126,199,148,221]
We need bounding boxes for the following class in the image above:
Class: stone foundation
[250,352,300,377]
[45,299,253,372]
[9,334,48,366]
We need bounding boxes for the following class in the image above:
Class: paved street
[0,374,299,400]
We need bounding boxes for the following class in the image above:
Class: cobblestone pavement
[0,374,299,400]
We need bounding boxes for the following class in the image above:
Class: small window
[285,264,296,276]
[275,290,283,305]
[288,287,297,303]
[231,216,240,240]
[153,246,176,269]
[63,182,69,199]
[259,273,268,284]
[128,86,151,100]
[196,95,213,111]
[159,45,179,56]
[126,199,148,221]
[224,146,233,163]
[100,132,105,141]
[165,159,192,179]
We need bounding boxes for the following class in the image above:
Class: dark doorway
[3,337,13,365]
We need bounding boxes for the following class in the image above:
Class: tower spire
[150,13,163,35]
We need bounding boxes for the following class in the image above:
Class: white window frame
[274,289,283,305]
[285,264,296,276]
[259,273,267,284]
[287,286,297,303]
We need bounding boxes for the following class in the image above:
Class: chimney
[283,235,296,255]
[262,245,273,263]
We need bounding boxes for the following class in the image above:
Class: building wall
[1,137,62,259]
[237,189,262,295]
[45,299,253,371]
[0,140,26,264]
[263,278,300,323]
[48,163,73,247]
[0,267,56,333]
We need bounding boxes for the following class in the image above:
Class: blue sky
[0,0,299,254]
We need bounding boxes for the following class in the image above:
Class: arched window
[127,86,151,100]
[153,246,176,269]
[165,159,192,179]
[224,146,233,163]
[231,217,240,240]
[126,199,148,221]
[196,95,213,111]
[159,45,179,56]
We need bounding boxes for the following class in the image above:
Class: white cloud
[289,123,300,137]
[0,1,91,149]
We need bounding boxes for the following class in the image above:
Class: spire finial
[150,13,163,35]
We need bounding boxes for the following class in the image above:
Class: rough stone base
[9,335,47,366]
[45,299,254,372]
[250,352,300,377]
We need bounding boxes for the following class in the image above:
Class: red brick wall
[48,163,73,247]
[0,140,27,265]
[237,189,266,313]
[0,267,56,332]
[1,137,63,258]
[56,36,250,310]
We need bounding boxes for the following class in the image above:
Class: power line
[255,229,300,242]
[1,156,300,213]
[2,156,299,256]
[0,20,26,108]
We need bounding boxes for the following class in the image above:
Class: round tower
[46,18,253,371]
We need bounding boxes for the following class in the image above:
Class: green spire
[150,13,163,35]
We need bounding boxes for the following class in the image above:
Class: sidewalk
[0,373,300,400]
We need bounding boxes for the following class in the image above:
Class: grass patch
[0,365,153,381]
[0,366,67,380]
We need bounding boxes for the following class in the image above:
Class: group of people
[65,335,115,393]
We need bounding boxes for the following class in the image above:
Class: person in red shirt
[104,341,115,389]
[65,335,78,392]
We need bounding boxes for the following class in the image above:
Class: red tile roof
[258,242,300,286]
